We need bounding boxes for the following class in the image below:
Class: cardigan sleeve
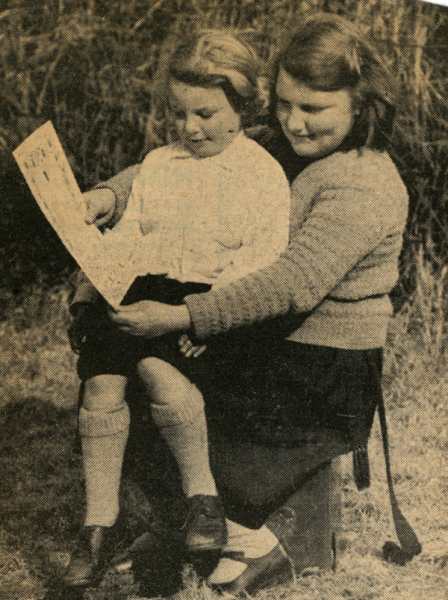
[96,164,141,225]
[68,270,100,314]
[184,186,394,340]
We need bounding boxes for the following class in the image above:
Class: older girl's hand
[107,300,191,338]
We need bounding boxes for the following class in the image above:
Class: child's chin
[189,142,231,159]
[190,145,215,158]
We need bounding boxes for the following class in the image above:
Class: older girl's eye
[168,104,184,119]
[197,110,214,119]
[301,104,324,114]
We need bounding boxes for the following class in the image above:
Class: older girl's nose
[287,107,307,133]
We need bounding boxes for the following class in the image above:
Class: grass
[1,258,447,600]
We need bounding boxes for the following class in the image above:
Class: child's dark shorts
[76,275,242,388]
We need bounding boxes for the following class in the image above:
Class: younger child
[65,29,290,588]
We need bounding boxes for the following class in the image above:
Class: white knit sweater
[114,132,290,286]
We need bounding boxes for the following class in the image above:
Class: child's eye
[276,99,290,111]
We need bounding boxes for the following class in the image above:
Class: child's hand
[84,189,116,227]
[178,334,207,358]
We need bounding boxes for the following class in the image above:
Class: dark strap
[377,392,422,564]
[352,444,370,491]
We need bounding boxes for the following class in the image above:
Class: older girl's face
[275,67,355,160]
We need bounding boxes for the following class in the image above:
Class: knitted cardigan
[186,149,408,349]
[96,147,408,350]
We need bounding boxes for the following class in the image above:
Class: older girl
[75,13,419,595]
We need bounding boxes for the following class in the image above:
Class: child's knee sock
[150,383,217,498]
[79,404,130,527]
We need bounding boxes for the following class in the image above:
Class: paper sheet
[13,121,139,306]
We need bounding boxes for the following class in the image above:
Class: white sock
[225,520,278,556]
[207,519,279,585]
[79,405,130,527]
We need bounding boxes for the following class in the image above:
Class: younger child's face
[168,79,241,158]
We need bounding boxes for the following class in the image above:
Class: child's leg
[137,356,226,551]
[79,374,129,527]
[137,356,216,498]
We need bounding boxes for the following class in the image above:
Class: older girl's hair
[273,13,398,151]
[160,29,264,126]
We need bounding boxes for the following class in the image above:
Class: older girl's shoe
[209,543,290,595]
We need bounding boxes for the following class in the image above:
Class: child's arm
[108,217,142,239]
[213,163,291,287]
[101,172,150,282]
[110,173,145,237]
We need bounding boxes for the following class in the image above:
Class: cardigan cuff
[184,291,225,340]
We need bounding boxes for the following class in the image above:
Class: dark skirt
[206,341,383,450]
[203,341,383,522]
[126,337,382,527]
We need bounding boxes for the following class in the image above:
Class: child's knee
[137,357,185,393]
[137,357,167,384]
[137,357,201,409]
[138,356,186,383]
[82,374,127,412]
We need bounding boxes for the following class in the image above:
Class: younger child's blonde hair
[158,29,265,126]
